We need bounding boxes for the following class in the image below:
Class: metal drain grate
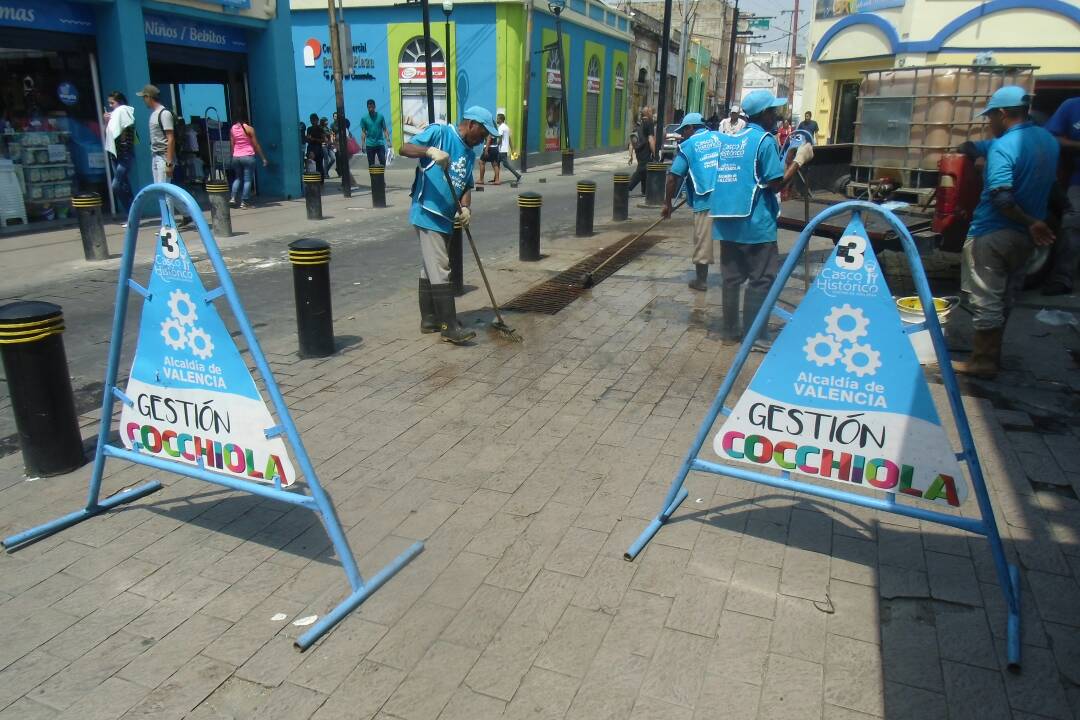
[502,232,667,314]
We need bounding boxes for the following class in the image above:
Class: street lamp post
[442,0,453,124]
[548,0,573,175]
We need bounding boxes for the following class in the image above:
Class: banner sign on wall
[144,12,248,53]
[0,0,94,34]
[815,0,905,20]
[399,62,446,83]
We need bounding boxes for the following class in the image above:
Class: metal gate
[584,56,601,150]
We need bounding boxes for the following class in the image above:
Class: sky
[731,0,810,57]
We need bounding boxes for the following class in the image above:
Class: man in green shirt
[359,99,391,166]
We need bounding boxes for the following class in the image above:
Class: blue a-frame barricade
[3,185,422,650]
[625,201,1023,670]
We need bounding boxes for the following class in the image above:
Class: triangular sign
[714,214,968,508]
[119,226,297,486]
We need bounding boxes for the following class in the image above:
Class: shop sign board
[0,0,94,34]
[144,12,248,53]
[586,76,601,94]
[546,68,562,89]
[398,62,446,83]
[815,0,904,19]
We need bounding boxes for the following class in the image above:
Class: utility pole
[723,0,740,109]
[787,0,800,111]
[674,0,695,112]
[420,0,436,124]
[655,0,673,157]
[326,0,351,197]
[520,0,533,171]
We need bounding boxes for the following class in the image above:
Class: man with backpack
[627,106,655,197]
[136,84,187,226]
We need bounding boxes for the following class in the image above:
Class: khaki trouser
[417,226,451,284]
[961,228,1032,330]
[692,209,714,265]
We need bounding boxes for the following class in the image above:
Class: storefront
[0,0,300,232]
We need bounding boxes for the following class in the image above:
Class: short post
[575,180,596,237]
[369,166,387,208]
[71,193,108,261]
[518,192,542,261]
[645,162,668,207]
[303,173,324,220]
[288,239,335,358]
[0,301,85,477]
[561,149,574,176]
[449,220,465,297]
[205,181,233,237]
[613,173,630,221]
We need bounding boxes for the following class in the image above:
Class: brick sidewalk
[1,219,1079,719]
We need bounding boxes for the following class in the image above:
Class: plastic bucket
[896,296,958,365]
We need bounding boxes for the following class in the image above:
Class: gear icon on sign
[803,332,843,367]
[167,289,197,326]
[842,342,882,377]
[160,317,187,350]
[825,304,869,343]
[187,326,214,359]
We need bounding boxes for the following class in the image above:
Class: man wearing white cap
[399,106,498,345]
[718,105,746,136]
[663,112,719,290]
[709,89,813,348]
[952,85,1058,378]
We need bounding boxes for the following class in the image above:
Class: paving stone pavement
[1,212,1080,720]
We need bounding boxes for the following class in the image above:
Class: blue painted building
[0,0,301,228]
[289,0,632,166]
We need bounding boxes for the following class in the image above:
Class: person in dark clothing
[103,91,136,220]
[305,113,325,177]
[627,106,655,196]
[797,111,819,140]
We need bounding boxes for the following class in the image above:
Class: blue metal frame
[625,201,1022,670]
[2,185,422,651]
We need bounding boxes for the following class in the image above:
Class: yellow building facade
[804,0,1080,144]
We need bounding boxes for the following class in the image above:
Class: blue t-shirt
[969,122,1059,238]
[711,123,784,244]
[408,124,475,235]
[1045,97,1080,187]
[669,128,721,211]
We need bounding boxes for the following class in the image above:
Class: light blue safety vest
[708,125,772,219]
[680,129,723,201]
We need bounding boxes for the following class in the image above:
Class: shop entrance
[833,80,860,144]
[398,37,447,144]
[584,56,601,150]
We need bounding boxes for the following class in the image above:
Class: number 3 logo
[836,234,865,271]
[159,228,180,260]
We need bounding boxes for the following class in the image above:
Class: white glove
[793,142,814,168]
[456,206,471,227]
[425,146,450,169]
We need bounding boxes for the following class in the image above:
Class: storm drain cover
[502,232,667,315]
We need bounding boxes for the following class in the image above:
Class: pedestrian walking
[305,113,325,177]
[399,106,498,345]
[663,112,720,291]
[494,113,522,184]
[136,84,186,226]
[797,111,819,141]
[709,90,813,348]
[952,86,1059,378]
[229,113,268,209]
[1043,96,1080,296]
[777,118,793,148]
[627,106,655,196]
[718,105,746,135]
[476,133,499,185]
[103,91,135,224]
[359,99,391,167]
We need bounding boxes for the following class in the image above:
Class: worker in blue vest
[399,106,499,345]
[709,90,814,348]
[663,112,721,290]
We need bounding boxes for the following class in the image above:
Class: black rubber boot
[743,288,774,351]
[688,263,708,291]
[721,284,742,345]
[431,283,476,345]
[419,278,439,334]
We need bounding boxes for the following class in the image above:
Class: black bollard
[645,162,669,206]
[71,193,109,261]
[449,220,465,297]
[575,181,596,237]
[288,239,335,358]
[613,173,630,221]
[518,192,542,261]
[0,301,84,477]
[205,181,233,237]
[370,166,387,208]
[303,173,323,220]
[561,149,574,176]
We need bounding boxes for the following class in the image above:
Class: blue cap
[675,112,705,132]
[741,90,787,118]
[979,85,1031,116]
[462,106,499,137]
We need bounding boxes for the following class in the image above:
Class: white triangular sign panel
[119,226,297,486]
[714,214,967,508]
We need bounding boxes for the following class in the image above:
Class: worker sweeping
[399,106,499,345]
[709,89,814,349]
[662,112,720,291]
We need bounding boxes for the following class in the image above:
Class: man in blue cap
[399,107,499,345]
[662,112,719,290]
[953,86,1058,378]
[709,89,814,347]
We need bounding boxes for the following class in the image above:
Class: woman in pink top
[229,113,268,208]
